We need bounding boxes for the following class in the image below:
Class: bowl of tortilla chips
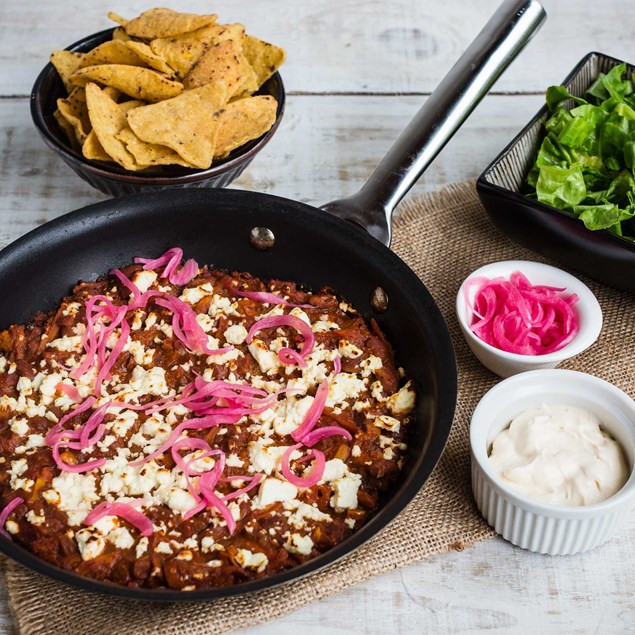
[31,8,286,196]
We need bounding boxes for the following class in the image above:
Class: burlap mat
[2,181,634,634]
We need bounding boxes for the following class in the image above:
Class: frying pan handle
[320,0,546,246]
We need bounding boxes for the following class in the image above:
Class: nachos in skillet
[0,248,414,589]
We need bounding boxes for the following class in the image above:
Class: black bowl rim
[30,27,286,185]
[476,50,635,252]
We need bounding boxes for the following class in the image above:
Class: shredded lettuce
[527,63,635,241]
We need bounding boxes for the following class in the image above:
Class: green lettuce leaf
[527,62,635,241]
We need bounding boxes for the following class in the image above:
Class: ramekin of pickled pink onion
[455,260,602,378]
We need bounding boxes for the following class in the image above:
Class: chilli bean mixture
[0,248,414,590]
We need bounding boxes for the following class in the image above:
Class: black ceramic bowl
[477,52,635,293]
[30,28,285,197]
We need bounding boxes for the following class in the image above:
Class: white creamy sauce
[489,403,629,506]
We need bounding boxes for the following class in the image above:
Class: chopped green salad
[527,63,635,241]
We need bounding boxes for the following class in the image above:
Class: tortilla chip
[127,83,228,168]
[103,86,121,101]
[50,50,85,93]
[213,95,277,159]
[82,130,113,162]
[85,82,139,170]
[119,99,146,113]
[115,128,196,168]
[150,23,245,79]
[121,8,218,40]
[107,12,129,28]
[77,40,146,69]
[112,27,131,42]
[183,39,258,96]
[243,35,286,88]
[57,87,91,145]
[53,109,81,150]
[125,40,174,76]
[70,64,183,103]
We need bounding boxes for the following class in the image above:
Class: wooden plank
[0,93,544,246]
[3,0,635,97]
[236,522,635,634]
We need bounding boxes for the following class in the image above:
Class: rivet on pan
[249,227,276,251]
[370,287,389,313]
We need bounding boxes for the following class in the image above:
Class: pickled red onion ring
[301,425,352,447]
[131,413,242,466]
[280,444,326,488]
[52,444,106,473]
[78,401,111,450]
[56,382,82,404]
[135,247,199,286]
[170,259,198,286]
[0,497,24,538]
[247,315,315,363]
[45,397,96,446]
[290,380,329,442]
[197,471,236,533]
[221,473,264,502]
[85,501,153,536]
[229,286,313,309]
[155,296,233,356]
[278,347,308,367]
[468,271,579,355]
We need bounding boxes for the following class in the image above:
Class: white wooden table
[1,0,634,632]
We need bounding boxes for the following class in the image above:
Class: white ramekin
[470,369,635,555]
[456,260,603,378]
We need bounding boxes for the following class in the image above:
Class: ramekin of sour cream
[470,369,635,555]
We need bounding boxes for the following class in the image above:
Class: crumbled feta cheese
[108,527,135,549]
[129,365,169,396]
[136,536,149,558]
[110,409,139,437]
[132,270,158,294]
[338,340,363,359]
[207,294,240,318]
[253,477,298,508]
[386,381,416,415]
[48,472,99,526]
[47,335,83,352]
[9,418,29,436]
[248,441,293,475]
[155,541,173,555]
[248,339,281,375]
[312,320,339,333]
[26,510,45,526]
[326,373,366,407]
[284,500,332,529]
[321,458,348,482]
[285,533,314,556]
[126,340,155,366]
[235,548,268,572]
[360,355,383,378]
[223,324,248,345]
[330,472,362,510]
[225,453,244,468]
[75,528,105,560]
[374,414,401,433]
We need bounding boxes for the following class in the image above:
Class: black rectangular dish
[477,52,635,293]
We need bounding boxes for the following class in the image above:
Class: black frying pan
[0,1,545,600]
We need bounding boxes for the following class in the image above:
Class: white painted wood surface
[0,0,634,633]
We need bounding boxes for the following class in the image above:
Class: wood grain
[3,1,635,97]
[0,93,544,243]
[0,0,634,633]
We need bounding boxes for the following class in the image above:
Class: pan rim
[0,188,457,601]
